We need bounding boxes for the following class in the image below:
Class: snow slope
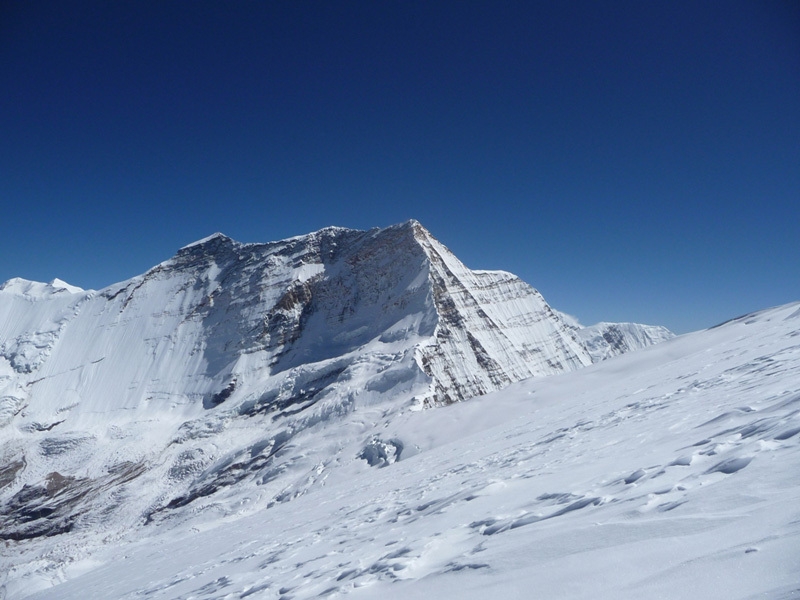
[0,220,680,597]
[5,300,798,599]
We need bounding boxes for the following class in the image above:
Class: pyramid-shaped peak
[179,232,236,251]
[369,219,438,247]
[49,278,84,294]
[391,218,427,234]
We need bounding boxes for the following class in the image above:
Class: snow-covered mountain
[574,321,674,362]
[4,292,799,599]
[0,220,681,597]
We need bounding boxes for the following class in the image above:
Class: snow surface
[3,300,799,599]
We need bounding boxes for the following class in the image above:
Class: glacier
[18,222,796,599]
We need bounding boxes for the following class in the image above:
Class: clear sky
[1,1,798,333]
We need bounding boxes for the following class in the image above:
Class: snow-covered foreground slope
[6,301,799,599]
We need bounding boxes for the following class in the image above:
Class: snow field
[12,301,800,600]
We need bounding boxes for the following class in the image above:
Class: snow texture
[1,221,743,600]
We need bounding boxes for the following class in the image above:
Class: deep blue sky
[1,1,798,333]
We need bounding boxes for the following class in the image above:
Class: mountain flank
[0,220,671,545]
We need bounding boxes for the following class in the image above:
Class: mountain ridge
[0,220,673,551]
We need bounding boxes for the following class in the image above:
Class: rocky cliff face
[408,221,591,404]
[0,220,669,546]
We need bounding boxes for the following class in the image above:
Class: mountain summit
[0,221,671,561]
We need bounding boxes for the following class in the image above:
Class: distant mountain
[0,221,674,591]
[572,321,674,362]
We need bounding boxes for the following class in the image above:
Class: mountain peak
[179,232,235,251]
[0,277,84,297]
[175,221,431,259]
[393,218,429,237]
[0,219,678,577]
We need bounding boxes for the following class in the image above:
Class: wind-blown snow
[3,300,798,599]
